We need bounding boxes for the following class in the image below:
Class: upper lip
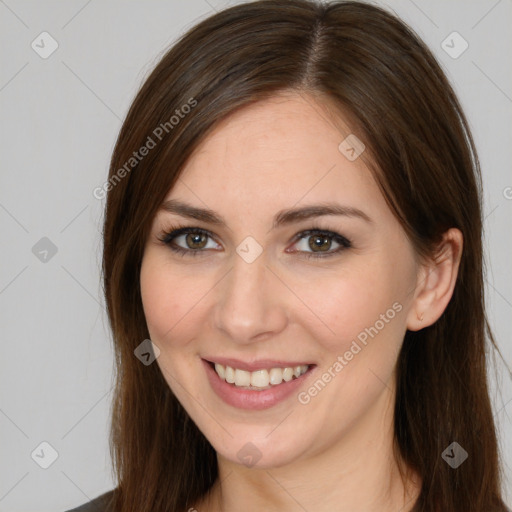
[204,357,314,372]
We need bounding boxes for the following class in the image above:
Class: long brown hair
[101,1,510,510]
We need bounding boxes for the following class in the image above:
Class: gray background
[0,1,510,510]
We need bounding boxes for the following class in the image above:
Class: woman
[68,0,511,510]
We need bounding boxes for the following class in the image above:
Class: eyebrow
[159,198,373,229]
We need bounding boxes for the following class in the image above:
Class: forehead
[187,93,356,170]
[165,92,382,220]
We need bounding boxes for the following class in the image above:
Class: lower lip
[202,359,315,410]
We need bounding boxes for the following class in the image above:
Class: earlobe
[406,228,463,332]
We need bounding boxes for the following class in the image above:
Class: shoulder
[64,489,115,512]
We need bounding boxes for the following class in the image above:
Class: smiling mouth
[207,361,314,390]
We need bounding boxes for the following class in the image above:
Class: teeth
[269,368,283,385]
[225,365,235,384]
[282,367,294,382]
[251,369,269,387]
[215,363,225,380]
[213,363,309,389]
[234,369,251,387]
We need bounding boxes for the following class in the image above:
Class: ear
[406,228,463,331]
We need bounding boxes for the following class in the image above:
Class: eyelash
[157,224,352,260]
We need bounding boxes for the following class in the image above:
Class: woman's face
[140,92,421,469]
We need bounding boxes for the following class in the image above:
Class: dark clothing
[65,489,115,512]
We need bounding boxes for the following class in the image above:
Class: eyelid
[157,226,221,250]
[289,228,351,249]
[286,229,351,259]
[157,224,352,258]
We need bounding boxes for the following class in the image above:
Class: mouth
[206,360,313,391]
[203,357,317,409]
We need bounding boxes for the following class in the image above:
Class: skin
[140,91,463,512]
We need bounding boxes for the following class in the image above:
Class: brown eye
[158,226,220,257]
[185,232,208,249]
[290,229,351,259]
[308,234,332,252]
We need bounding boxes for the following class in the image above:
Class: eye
[157,225,220,257]
[288,229,351,259]
[157,225,351,259]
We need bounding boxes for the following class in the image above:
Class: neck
[195,380,421,512]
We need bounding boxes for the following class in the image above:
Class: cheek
[294,263,405,353]
[297,269,408,418]
[140,258,208,398]
[140,257,204,346]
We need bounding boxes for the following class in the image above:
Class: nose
[213,251,288,344]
